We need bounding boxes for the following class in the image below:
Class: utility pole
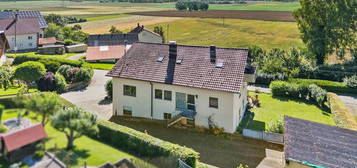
[14,13,18,57]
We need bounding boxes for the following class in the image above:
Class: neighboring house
[86,34,138,62]
[129,23,163,43]
[284,116,357,168]
[0,10,47,51]
[107,42,255,133]
[38,37,64,47]
[0,18,42,51]
[0,31,9,65]
[0,124,47,162]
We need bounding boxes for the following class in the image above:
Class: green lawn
[1,108,148,167]
[85,14,131,22]
[246,93,336,131]
[0,86,38,97]
[84,62,115,70]
[147,18,303,49]
[7,52,78,59]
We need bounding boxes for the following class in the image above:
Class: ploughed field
[128,10,295,22]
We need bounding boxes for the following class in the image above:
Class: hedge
[254,73,287,85]
[298,69,356,82]
[327,93,357,131]
[13,55,83,67]
[289,78,357,94]
[97,120,199,168]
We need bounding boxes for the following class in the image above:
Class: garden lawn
[146,18,303,49]
[1,109,144,168]
[247,93,336,131]
[84,63,115,70]
[0,86,37,97]
[7,52,78,59]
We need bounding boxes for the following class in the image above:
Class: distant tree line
[175,1,209,11]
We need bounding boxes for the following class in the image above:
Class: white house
[0,32,9,65]
[107,42,255,133]
[129,23,163,43]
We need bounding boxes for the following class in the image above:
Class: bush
[13,61,46,85]
[255,73,287,85]
[267,120,284,134]
[289,78,357,94]
[73,67,93,83]
[327,93,357,131]
[13,55,82,67]
[0,96,22,109]
[0,125,7,133]
[39,59,61,73]
[270,81,327,107]
[54,73,67,93]
[37,72,56,92]
[97,120,199,168]
[0,104,3,122]
[105,80,113,100]
[57,65,79,83]
[33,151,45,160]
[343,75,357,88]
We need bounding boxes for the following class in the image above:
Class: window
[155,89,162,99]
[187,94,195,111]
[123,106,132,116]
[28,36,32,40]
[164,90,172,101]
[209,97,218,108]
[123,85,136,97]
[164,113,172,119]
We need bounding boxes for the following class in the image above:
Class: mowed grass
[84,62,115,70]
[147,18,303,49]
[84,14,131,22]
[247,93,336,131]
[1,108,146,167]
[7,52,78,59]
[0,86,38,97]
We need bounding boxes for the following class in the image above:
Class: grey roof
[0,18,41,35]
[0,10,47,29]
[87,34,139,46]
[129,23,162,38]
[284,116,357,168]
[107,42,248,93]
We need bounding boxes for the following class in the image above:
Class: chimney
[169,41,177,59]
[210,45,216,63]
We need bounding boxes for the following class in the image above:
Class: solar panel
[157,56,164,62]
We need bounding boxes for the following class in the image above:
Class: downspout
[150,82,153,118]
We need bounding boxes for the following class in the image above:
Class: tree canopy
[13,61,46,85]
[153,25,165,43]
[293,0,357,65]
[51,107,97,150]
[0,66,12,91]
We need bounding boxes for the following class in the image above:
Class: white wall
[6,33,39,51]
[112,77,248,133]
[138,30,162,43]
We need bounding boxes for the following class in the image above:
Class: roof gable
[284,116,357,168]
[107,42,248,93]
[2,124,47,152]
[0,18,41,35]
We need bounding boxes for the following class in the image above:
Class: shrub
[0,125,7,133]
[289,78,357,94]
[97,120,199,168]
[105,80,113,100]
[255,73,287,85]
[343,75,357,88]
[270,81,327,107]
[37,72,56,92]
[54,73,67,93]
[327,93,357,131]
[33,151,45,160]
[13,61,46,85]
[13,55,82,67]
[57,65,72,79]
[39,59,61,73]
[267,120,284,134]
[0,104,4,123]
[73,67,93,83]
[57,65,79,83]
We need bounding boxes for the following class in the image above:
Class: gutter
[150,82,153,118]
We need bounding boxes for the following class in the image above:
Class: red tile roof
[1,124,47,152]
[107,42,248,93]
[39,37,57,45]
[86,45,128,61]
[0,18,41,35]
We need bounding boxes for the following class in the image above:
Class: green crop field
[146,18,303,49]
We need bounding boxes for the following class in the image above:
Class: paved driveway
[61,70,112,120]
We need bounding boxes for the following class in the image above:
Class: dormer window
[176,59,183,64]
[157,56,164,62]
[215,62,224,68]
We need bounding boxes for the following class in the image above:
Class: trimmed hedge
[97,120,199,168]
[298,69,356,82]
[13,55,83,67]
[289,78,357,94]
[327,93,357,131]
[270,81,327,107]
[255,73,287,85]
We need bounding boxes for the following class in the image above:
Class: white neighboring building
[129,23,163,43]
[0,18,42,51]
[107,42,255,133]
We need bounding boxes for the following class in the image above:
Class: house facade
[130,23,163,43]
[0,32,9,65]
[107,42,254,133]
